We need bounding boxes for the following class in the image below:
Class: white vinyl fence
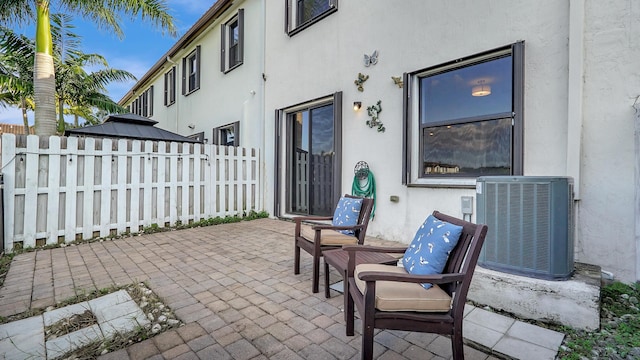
[0,134,262,251]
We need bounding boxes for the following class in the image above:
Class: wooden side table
[323,248,399,314]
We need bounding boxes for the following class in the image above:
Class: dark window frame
[221,9,244,73]
[284,0,337,37]
[182,46,201,96]
[273,92,343,217]
[131,86,154,117]
[402,41,524,186]
[213,121,240,147]
[164,66,176,106]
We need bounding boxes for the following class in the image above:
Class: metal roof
[65,113,200,143]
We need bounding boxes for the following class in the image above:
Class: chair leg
[294,242,300,275]
[312,253,320,293]
[361,322,375,360]
[324,261,331,298]
[452,327,464,360]
[345,285,355,336]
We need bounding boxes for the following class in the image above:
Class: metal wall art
[391,76,403,88]
[366,100,385,132]
[363,50,378,67]
[354,72,369,92]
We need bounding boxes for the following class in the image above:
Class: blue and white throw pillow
[402,215,463,289]
[332,197,363,235]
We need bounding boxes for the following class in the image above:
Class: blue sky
[0,0,212,125]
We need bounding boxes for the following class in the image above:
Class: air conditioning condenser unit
[476,176,574,280]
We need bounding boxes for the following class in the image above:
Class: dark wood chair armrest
[293,215,333,224]
[311,224,364,231]
[357,271,465,285]
[343,245,407,253]
[343,245,407,274]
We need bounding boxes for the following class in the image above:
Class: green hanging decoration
[352,161,376,219]
[366,100,385,132]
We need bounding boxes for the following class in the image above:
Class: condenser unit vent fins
[476,176,574,280]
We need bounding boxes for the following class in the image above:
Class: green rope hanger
[352,170,376,219]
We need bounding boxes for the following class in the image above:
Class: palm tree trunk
[33,1,57,136]
[21,97,30,135]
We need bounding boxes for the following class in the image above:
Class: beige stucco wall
[263,0,639,282]
[577,0,639,282]
[128,0,265,148]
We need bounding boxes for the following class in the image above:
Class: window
[403,42,524,184]
[221,9,244,73]
[164,66,176,106]
[131,86,154,117]
[182,46,201,95]
[285,0,337,36]
[213,122,240,146]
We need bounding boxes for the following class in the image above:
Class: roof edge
[119,0,235,105]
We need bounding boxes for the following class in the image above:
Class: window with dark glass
[182,46,201,95]
[213,122,240,146]
[285,0,337,36]
[130,86,154,117]
[221,10,244,73]
[403,42,524,182]
[164,66,176,106]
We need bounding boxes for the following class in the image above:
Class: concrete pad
[46,323,103,359]
[465,307,515,334]
[91,299,141,323]
[469,263,601,330]
[43,301,91,326]
[100,311,150,338]
[463,304,474,317]
[0,329,46,359]
[0,315,43,340]
[462,320,503,349]
[507,321,565,351]
[88,290,133,310]
[493,336,557,360]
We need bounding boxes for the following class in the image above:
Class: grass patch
[558,281,640,359]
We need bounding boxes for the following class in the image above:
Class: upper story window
[164,66,176,106]
[182,46,201,95]
[403,42,524,186]
[213,121,240,146]
[221,9,244,73]
[131,86,154,117]
[285,0,337,36]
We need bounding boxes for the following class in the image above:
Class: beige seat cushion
[300,225,359,245]
[354,264,452,312]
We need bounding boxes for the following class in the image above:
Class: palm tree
[0,27,35,135]
[0,0,176,136]
[52,14,135,131]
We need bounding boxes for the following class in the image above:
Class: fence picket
[0,134,261,250]
[64,137,79,243]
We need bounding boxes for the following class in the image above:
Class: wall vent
[476,176,574,280]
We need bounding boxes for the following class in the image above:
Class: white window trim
[285,0,338,36]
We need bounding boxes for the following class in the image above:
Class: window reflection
[423,118,512,176]
[420,56,512,125]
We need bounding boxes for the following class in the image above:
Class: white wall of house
[124,0,266,149]
[263,0,640,283]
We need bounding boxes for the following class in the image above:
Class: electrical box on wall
[461,196,473,215]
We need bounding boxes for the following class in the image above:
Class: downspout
[567,0,584,199]
[166,56,179,133]
[634,97,640,282]
[567,0,585,265]
[260,0,267,212]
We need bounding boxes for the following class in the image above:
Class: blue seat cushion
[332,197,363,235]
[402,215,463,289]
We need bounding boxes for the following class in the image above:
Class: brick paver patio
[0,219,498,359]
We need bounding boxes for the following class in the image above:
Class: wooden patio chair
[344,211,488,360]
[294,194,375,293]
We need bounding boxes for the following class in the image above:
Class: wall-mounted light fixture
[472,80,491,97]
[353,101,362,111]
